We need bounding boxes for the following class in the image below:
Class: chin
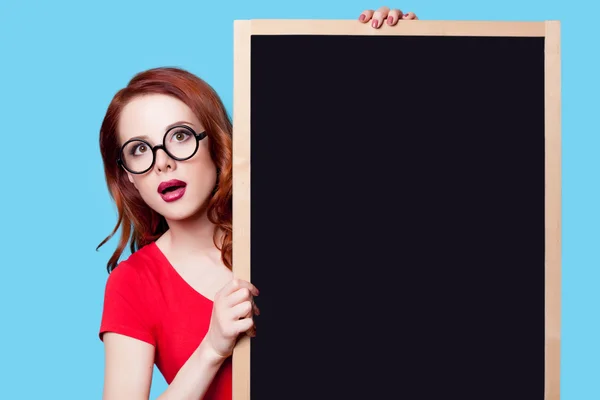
[160,209,195,222]
[154,197,210,222]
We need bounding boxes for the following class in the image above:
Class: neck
[162,209,223,257]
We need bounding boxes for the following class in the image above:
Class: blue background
[0,0,589,398]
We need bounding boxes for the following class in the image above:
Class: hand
[205,278,260,360]
[358,6,418,29]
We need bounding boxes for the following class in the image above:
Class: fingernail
[372,19,378,28]
[359,14,365,21]
[387,16,393,25]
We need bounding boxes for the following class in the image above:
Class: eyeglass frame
[117,125,208,174]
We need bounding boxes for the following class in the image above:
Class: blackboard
[232,20,561,400]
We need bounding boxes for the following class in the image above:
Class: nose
[154,146,175,173]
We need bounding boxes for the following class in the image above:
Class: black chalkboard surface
[232,20,561,400]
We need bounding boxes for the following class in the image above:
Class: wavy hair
[97,67,232,273]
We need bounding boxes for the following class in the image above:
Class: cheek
[183,150,218,195]
[130,176,156,201]
[127,172,137,188]
[191,151,218,184]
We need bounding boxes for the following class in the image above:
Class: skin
[359,5,418,27]
[102,6,417,400]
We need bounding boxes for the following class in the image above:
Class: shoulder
[103,242,165,302]
[107,243,160,283]
[100,243,163,345]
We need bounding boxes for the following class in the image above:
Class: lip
[158,179,187,193]
[157,179,187,203]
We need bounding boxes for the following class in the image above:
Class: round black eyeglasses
[117,125,207,174]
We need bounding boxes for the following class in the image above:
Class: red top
[99,241,231,400]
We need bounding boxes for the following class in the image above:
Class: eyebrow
[126,121,197,142]
[166,120,196,130]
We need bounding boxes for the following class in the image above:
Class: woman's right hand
[205,278,260,360]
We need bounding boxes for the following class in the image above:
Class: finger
[371,6,390,28]
[245,328,256,338]
[358,9,374,23]
[219,278,259,298]
[386,9,402,26]
[252,301,260,316]
[402,12,418,20]
[231,300,253,320]
[246,324,257,338]
[234,317,254,334]
[226,287,253,307]
[243,297,260,318]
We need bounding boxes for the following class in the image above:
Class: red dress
[99,242,231,400]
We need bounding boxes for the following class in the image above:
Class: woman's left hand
[358,6,418,29]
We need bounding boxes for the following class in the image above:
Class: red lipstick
[157,179,187,202]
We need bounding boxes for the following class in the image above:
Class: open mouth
[158,179,187,193]
[158,179,187,202]
[161,185,183,194]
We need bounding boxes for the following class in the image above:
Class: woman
[97,6,418,400]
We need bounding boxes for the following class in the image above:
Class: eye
[170,129,191,142]
[131,143,148,156]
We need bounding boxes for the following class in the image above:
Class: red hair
[97,67,232,273]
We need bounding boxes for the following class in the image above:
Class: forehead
[118,94,202,144]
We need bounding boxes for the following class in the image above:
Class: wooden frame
[232,20,561,400]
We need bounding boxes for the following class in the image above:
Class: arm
[102,333,225,400]
[101,278,259,400]
[157,338,225,400]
